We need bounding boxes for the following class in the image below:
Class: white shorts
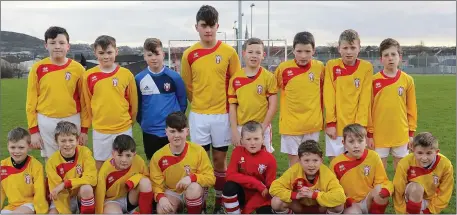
[353,196,369,214]
[93,127,133,161]
[237,124,274,153]
[325,135,345,156]
[280,132,320,155]
[104,196,137,214]
[1,203,34,213]
[37,113,81,158]
[165,189,185,205]
[375,144,409,158]
[189,111,231,148]
[50,196,79,214]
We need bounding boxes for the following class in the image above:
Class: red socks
[369,200,388,214]
[138,191,154,214]
[222,194,240,214]
[186,196,203,214]
[80,197,95,214]
[406,200,422,214]
[214,171,226,208]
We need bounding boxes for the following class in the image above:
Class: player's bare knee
[271,196,288,211]
[79,184,94,198]
[327,204,344,214]
[185,182,203,199]
[406,182,424,202]
[103,203,123,214]
[138,177,152,192]
[343,205,362,214]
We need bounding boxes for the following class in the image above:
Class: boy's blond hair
[343,123,367,141]
[338,29,360,46]
[54,121,79,141]
[8,127,31,144]
[413,132,439,149]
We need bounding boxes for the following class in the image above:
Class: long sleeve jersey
[393,153,454,214]
[82,65,138,134]
[46,146,97,213]
[329,149,394,202]
[367,70,417,148]
[226,146,277,214]
[26,57,87,134]
[269,163,346,208]
[150,142,215,202]
[274,59,325,135]
[324,58,373,136]
[135,66,187,137]
[228,67,278,125]
[95,155,149,214]
[181,40,241,114]
[1,156,48,214]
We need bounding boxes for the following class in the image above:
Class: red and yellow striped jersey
[26,57,86,133]
[393,153,454,214]
[324,58,373,136]
[181,40,241,114]
[329,149,393,202]
[228,67,278,125]
[82,66,138,134]
[274,59,325,135]
[367,70,417,148]
[0,156,48,214]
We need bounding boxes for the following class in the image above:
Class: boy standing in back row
[324,29,373,161]
[181,5,241,213]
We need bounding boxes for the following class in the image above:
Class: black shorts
[142,132,169,160]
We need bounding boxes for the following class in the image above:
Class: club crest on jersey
[258,164,267,174]
[164,83,171,91]
[309,72,315,81]
[65,72,71,80]
[354,78,361,88]
[433,174,439,185]
[76,164,83,176]
[363,165,371,176]
[112,77,119,86]
[398,86,404,96]
[257,85,263,95]
[215,55,222,64]
[24,173,32,184]
[184,165,191,175]
[287,70,294,76]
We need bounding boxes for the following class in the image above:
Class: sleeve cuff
[156,193,165,202]
[379,188,390,198]
[81,127,88,134]
[312,191,319,200]
[29,126,39,134]
[291,192,298,200]
[64,179,72,189]
[326,122,336,128]
[190,174,197,183]
[409,131,415,137]
[367,132,373,138]
[125,180,134,191]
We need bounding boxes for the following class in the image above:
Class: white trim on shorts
[325,135,345,156]
[237,124,274,153]
[104,196,137,214]
[189,111,231,148]
[375,144,409,158]
[50,196,79,213]
[37,113,81,158]
[280,132,320,155]
[93,127,133,161]
[1,203,35,214]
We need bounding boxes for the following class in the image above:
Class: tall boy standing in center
[82,35,138,170]
[324,29,373,161]
[181,5,241,213]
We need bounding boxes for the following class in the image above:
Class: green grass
[1,75,456,214]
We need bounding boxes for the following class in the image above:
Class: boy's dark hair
[196,5,218,26]
[298,140,323,158]
[293,31,315,49]
[54,121,79,141]
[166,111,188,131]
[93,35,116,50]
[112,134,136,153]
[413,132,439,149]
[379,38,402,56]
[143,38,163,55]
[243,38,264,51]
[241,120,264,138]
[7,127,31,144]
[44,26,69,43]
[338,29,360,46]
[343,123,367,141]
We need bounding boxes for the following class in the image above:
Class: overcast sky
[1,1,456,48]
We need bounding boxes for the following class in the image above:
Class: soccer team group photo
[1,3,455,215]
